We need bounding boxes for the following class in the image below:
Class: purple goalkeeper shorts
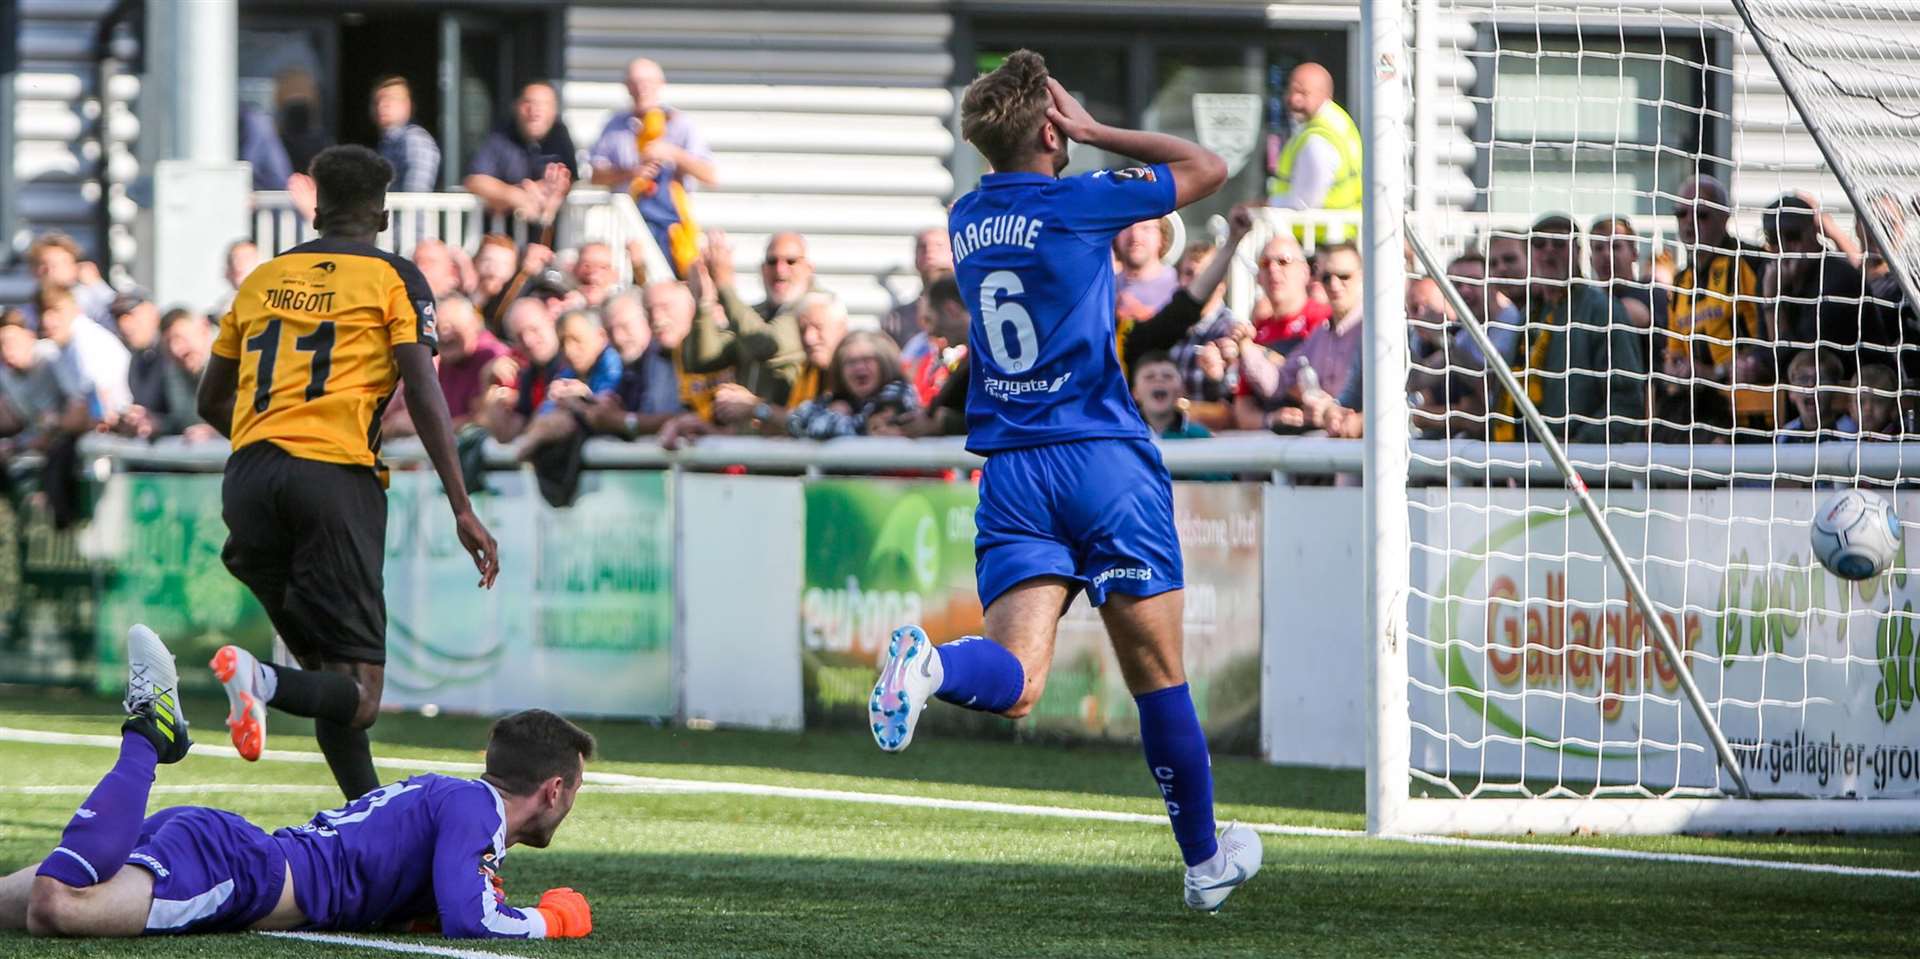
[124,806,288,935]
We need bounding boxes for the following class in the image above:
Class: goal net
[1370,0,1920,834]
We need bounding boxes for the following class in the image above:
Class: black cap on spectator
[524,269,576,299]
[109,288,153,317]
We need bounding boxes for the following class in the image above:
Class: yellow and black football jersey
[213,237,437,472]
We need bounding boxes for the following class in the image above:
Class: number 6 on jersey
[980,270,1038,373]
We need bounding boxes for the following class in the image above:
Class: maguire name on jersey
[948,164,1177,453]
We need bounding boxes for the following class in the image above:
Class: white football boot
[124,625,191,764]
[210,644,268,761]
[1184,822,1264,912]
[869,625,942,753]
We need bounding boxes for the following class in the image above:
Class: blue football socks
[1135,683,1219,867]
[933,636,1026,713]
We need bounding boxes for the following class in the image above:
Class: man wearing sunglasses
[683,229,816,410]
[1238,243,1366,430]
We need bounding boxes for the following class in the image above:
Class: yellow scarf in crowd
[631,108,702,277]
[1491,326,1554,443]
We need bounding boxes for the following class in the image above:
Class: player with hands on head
[867,51,1262,912]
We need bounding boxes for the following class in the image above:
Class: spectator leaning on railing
[1490,214,1648,446]
[1247,232,1329,355]
[1659,174,1766,441]
[483,297,567,442]
[665,292,847,446]
[1238,241,1364,432]
[879,273,971,439]
[0,309,88,450]
[464,80,577,221]
[1131,351,1212,440]
[777,330,918,440]
[157,308,218,442]
[372,76,439,193]
[643,278,726,421]
[683,230,815,406]
[36,282,131,425]
[1779,348,1847,442]
[571,241,621,309]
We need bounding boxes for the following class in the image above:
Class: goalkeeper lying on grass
[0,626,595,940]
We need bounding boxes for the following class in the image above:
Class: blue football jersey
[950,164,1178,452]
[273,774,548,939]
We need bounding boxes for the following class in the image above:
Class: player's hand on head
[1043,78,1101,144]
[535,887,592,939]
[455,510,500,589]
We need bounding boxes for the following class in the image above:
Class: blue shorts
[975,437,1184,610]
[125,806,288,935]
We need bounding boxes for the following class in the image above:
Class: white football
[1811,489,1903,581]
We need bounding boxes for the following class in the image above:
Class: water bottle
[1296,355,1322,399]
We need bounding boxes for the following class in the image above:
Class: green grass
[0,687,1917,957]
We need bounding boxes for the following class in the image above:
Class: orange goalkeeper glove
[535,887,592,939]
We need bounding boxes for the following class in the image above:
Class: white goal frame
[1361,0,1920,836]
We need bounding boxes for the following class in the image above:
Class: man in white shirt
[36,283,132,422]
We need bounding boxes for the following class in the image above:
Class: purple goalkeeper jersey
[273,774,547,938]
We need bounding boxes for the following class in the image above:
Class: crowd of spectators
[12,53,1919,512]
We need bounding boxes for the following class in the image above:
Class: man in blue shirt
[464,81,578,221]
[2,626,595,940]
[588,58,717,275]
[866,50,1262,911]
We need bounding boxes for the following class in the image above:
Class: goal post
[1361,0,1920,835]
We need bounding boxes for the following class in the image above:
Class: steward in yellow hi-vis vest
[213,237,437,471]
[195,144,498,803]
[1267,63,1363,243]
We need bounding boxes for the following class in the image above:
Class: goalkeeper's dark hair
[961,49,1053,172]
[309,145,393,236]
[485,708,597,795]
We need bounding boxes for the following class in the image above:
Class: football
[1810,489,1903,581]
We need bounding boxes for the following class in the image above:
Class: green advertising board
[800,478,1262,752]
[43,466,674,718]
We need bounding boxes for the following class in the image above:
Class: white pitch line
[262,929,535,959]
[0,783,338,795]
[2,725,1915,881]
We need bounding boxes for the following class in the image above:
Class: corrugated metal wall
[563,3,957,322]
[6,0,139,301]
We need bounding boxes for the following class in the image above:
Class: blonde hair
[960,50,1053,171]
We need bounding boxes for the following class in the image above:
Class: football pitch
[1,688,1916,958]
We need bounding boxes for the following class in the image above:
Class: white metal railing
[70,433,1920,486]
[249,188,671,286]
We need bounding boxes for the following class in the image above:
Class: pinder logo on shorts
[129,852,169,878]
[1093,566,1154,587]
